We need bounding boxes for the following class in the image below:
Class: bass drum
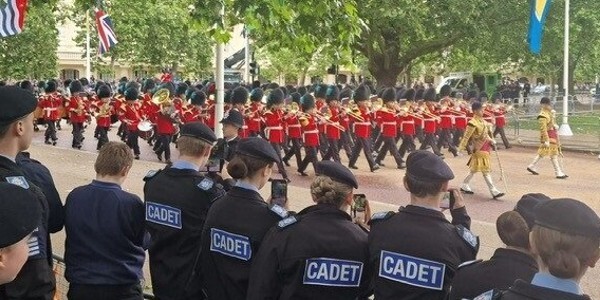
[137,120,154,140]
[33,106,45,125]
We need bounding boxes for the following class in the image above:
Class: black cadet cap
[406,150,454,182]
[0,182,42,248]
[179,122,217,145]
[534,198,600,238]
[514,193,551,229]
[220,109,244,128]
[0,86,38,126]
[315,161,358,189]
[235,137,280,163]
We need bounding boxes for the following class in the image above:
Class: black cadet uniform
[247,161,372,300]
[144,122,225,300]
[0,87,57,300]
[0,181,42,251]
[368,151,478,300]
[200,137,289,300]
[448,194,550,300]
[474,198,599,300]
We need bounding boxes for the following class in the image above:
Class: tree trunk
[370,62,403,89]
[298,66,309,86]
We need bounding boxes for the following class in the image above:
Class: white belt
[304,130,319,134]
[401,121,414,124]
[354,122,370,126]
[381,122,396,125]
[266,126,283,130]
[44,108,58,111]
[288,124,301,128]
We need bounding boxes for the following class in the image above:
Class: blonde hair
[531,225,600,278]
[310,176,353,207]
[95,142,133,176]
[177,136,212,157]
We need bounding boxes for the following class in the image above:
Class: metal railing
[52,255,155,300]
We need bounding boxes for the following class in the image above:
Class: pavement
[29,121,600,299]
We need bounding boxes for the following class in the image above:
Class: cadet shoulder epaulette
[457,259,483,269]
[277,216,297,229]
[197,177,215,191]
[368,211,395,225]
[269,204,289,219]
[473,289,503,300]
[143,169,161,182]
[5,176,30,189]
[456,225,479,251]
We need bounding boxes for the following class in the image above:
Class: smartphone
[200,156,223,173]
[440,190,456,209]
[352,194,368,220]
[270,179,288,207]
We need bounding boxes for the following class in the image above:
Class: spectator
[64,142,147,300]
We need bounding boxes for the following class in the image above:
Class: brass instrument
[152,88,171,106]
[371,98,383,111]
[96,102,111,118]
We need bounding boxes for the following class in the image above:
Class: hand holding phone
[440,190,455,209]
[352,194,371,224]
[270,179,288,208]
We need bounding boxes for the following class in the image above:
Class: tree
[0,0,60,80]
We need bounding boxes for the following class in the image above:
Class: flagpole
[559,0,573,136]
[214,3,225,138]
[244,26,250,84]
[85,9,92,80]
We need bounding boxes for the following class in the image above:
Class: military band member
[229,86,249,138]
[247,161,371,300]
[368,151,478,299]
[437,85,459,156]
[322,85,343,163]
[66,80,89,149]
[38,81,62,146]
[93,85,113,150]
[282,92,303,168]
[141,79,159,147]
[144,122,224,300]
[263,88,290,182]
[155,83,179,164]
[526,97,568,179]
[246,88,264,137]
[200,138,289,300]
[458,101,505,199]
[453,91,477,150]
[492,92,511,149]
[348,84,379,172]
[119,87,143,160]
[314,84,330,157]
[398,89,417,158]
[297,94,320,176]
[338,88,354,160]
[375,87,405,169]
[419,88,444,157]
[414,89,426,144]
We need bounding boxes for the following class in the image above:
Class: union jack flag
[0,0,28,38]
[95,7,117,55]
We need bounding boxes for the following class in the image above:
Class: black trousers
[452,129,464,149]
[126,131,140,155]
[318,133,329,157]
[72,122,84,147]
[97,127,109,150]
[420,133,442,155]
[282,138,303,168]
[415,126,425,143]
[298,146,318,173]
[437,128,457,155]
[156,134,172,160]
[44,120,57,141]
[349,137,376,169]
[373,133,384,154]
[398,134,416,158]
[339,131,354,160]
[322,138,341,163]
[271,143,289,180]
[376,136,404,167]
[493,126,511,148]
[67,283,143,300]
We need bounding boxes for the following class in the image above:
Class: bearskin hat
[492,92,503,101]
[44,80,57,93]
[396,88,406,101]
[94,81,105,94]
[175,82,188,96]
[117,82,127,95]
[69,80,83,94]
[297,86,307,96]
[250,88,263,102]
[37,80,46,90]
[540,97,551,105]
[267,88,284,107]
[160,82,176,96]
[267,82,279,90]
[339,87,352,100]
[224,89,232,104]
[325,85,340,102]
[142,79,156,93]
[252,80,261,89]
[353,84,371,102]
[125,87,139,101]
[465,90,478,101]
[423,88,437,102]
[19,80,33,91]
[63,79,73,90]
[97,85,112,98]
[290,92,302,105]
[125,81,140,91]
[191,90,207,106]
[79,77,89,87]
[471,101,483,111]
[415,89,425,100]
[231,86,249,105]
[279,86,288,97]
[478,92,488,102]
[301,93,316,111]
[119,76,128,83]
[314,84,328,99]
[381,87,396,103]
[440,85,452,97]
[402,89,416,101]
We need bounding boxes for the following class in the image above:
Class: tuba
[152,88,171,106]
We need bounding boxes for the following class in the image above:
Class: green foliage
[71,0,213,78]
[0,1,59,80]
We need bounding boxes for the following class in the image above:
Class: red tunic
[494,108,506,128]
[119,103,142,132]
[67,95,89,123]
[39,93,62,121]
[263,109,284,143]
[203,100,216,129]
[325,107,342,140]
[95,101,113,128]
[316,100,327,133]
[246,102,263,134]
[284,113,302,139]
[300,114,319,147]
[181,105,200,124]
[399,115,416,136]
[350,107,372,139]
[376,108,398,138]
[156,110,177,135]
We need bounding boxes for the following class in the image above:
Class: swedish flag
[528,0,553,54]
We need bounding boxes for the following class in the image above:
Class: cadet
[448,193,550,299]
[144,122,224,300]
[475,198,600,300]
[247,161,371,300]
[0,86,57,300]
[368,150,478,300]
[0,182,42,285]
[200,137,289,300]
[64,142,146,300]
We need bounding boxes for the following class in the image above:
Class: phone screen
[271,180,288,206]
[440,190,455,209]
[352,194,367,219]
